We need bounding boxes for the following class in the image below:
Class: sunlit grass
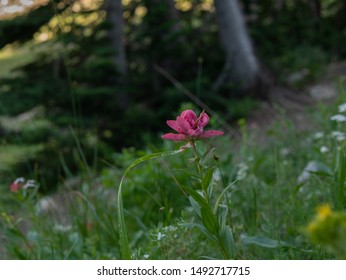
[0,144,44,170]
[0,41,53,78]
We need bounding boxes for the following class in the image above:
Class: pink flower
[9,177,37,193]
[10,177,25,193]
[162,110,224,141]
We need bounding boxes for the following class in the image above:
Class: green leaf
[188,195,201,217]
[180,185,209,209]
[200,147,216,165]
[297,161,333,184]
[201,167,215,191]
[213,180,237,214]
[241,234,299,249]
[180,222,218,246]
[117,149,185,260]
[223,226,235,258]
[201,206,219,235]
[217,204,228,235]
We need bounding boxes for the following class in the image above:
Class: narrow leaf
[202,167,215,191]
[213,180,237,214]
[180,185,209,209]
[180,222,218,246]
[117,149,185,259]
[201,206,219,235]
[240,234,307,251]
[217,204,228,235]
[223,226,235,258]
[188,195,201,217]
[200,147,216,165]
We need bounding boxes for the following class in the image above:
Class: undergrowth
[1,80,346,259]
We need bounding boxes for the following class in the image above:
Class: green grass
[1,90,346,259]
[0,144,44,171]
[0,41,53,78]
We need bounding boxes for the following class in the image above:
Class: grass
[1,87,346,259]
[0,144,44,171]
[0,41,54,78]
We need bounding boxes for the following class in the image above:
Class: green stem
[191,140,202,178]
[190,140,210,203]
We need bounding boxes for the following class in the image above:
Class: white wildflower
[163,225,177,232]
[143,254,149,259]
[212,169,221,182]
[280,148,291,156]
[320,146,329,154]
[157,232,166,241]
[54,224,72,233]
[14,177,25,184]
[331,131,346,141]
[313,132,324,139]
[338,103,346,113]
[236,162,249,181]
[330,114,346,122]
[23,179,36,189]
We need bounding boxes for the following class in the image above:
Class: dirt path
[244,61,346,145]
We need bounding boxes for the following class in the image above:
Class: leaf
[217,204,228,235]
[117,149,185,260]
[188,195,201,217]
[200,147,216,165]
[201,206,219,235]
[180,185,209,209]
[180,222,218,246]
[224,226,235,258]
[241,234,300,250]
[213,180,237,214]
[201,167,215,191]
[297,161,333,184]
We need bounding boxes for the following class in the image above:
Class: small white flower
[280,148,291,156]
[313,132,324,139]
[14,177,25,184]
[236,162,249,181]
[143,254,149,259]
[54,224,72,232]
[163,225,177,232]
[331,131,346,141]
[320,146,329,153]
[23,179,36,189]
[212,169,221,182]
[330,114,346,122]
[338,103,346,113]
[157,232,166,241]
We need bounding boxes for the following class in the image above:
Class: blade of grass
[117,149,185,259]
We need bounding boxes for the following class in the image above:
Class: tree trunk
[144,0,186,91]
[103,0,127,76]
[213,0,260,92]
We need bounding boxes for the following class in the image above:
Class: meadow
[1,0,346,260]
[1,84,346,259]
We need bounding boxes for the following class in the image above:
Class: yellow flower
[316,204,332,219]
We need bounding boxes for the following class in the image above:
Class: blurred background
[0,0,345,191]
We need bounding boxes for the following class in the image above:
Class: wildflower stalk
[190,140,210,203]
[188,140,234,259]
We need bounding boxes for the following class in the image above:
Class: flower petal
[181,110,197,122]
[162,133,187,141]
[166,120,180,132]
[199,130,224,139]
[197,112,209,128]
[177,116,193,134]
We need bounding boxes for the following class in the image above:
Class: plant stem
[191,140,202,178]
[190,140,210,202]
